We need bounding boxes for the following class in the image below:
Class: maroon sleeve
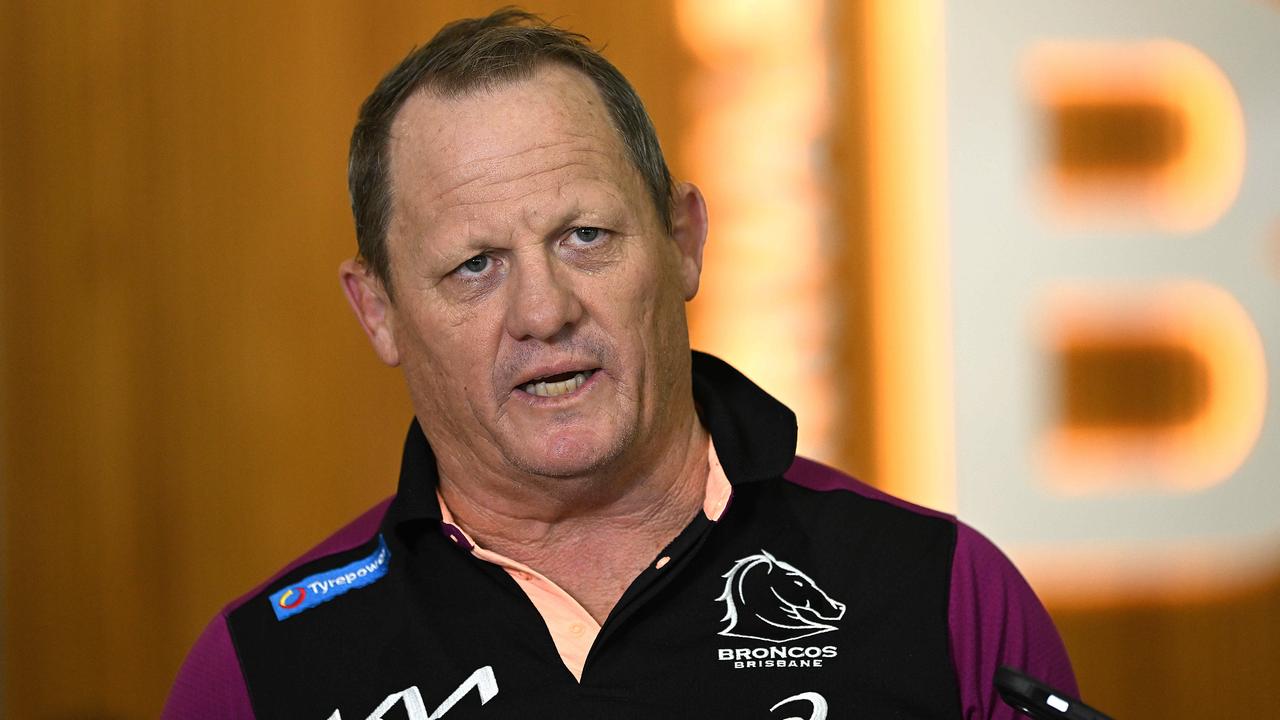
[161,612,254,719]
[949,523,1077,720]
[161,499,392,718]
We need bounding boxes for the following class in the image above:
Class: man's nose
[504,252,584,341]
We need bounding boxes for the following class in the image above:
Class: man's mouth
[519,369,599,398]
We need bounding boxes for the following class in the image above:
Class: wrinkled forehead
[385,65,638,227]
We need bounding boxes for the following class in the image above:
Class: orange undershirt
[436,439,732,682]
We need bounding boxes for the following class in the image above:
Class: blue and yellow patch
[268,535,390,621]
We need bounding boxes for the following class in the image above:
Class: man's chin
[499,431,628,479]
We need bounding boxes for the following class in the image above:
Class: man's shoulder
[768,456,963,593]
[162,498,397,719]
[781,455,955,523]
[779,455,1077,707]
[778,456,1032,582]
[223,496,395,616]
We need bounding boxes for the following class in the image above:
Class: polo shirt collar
[383,350,799,531]
[382,416,444,530]
[689,350,798,484]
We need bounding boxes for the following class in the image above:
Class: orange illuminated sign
[1040,282,1266,494]
[1025,41,1245,232]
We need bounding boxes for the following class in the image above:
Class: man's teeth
[524,371,591,398]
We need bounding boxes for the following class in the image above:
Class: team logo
[771,691,829,720]
[277,587,306,610]
[717,550,846,643]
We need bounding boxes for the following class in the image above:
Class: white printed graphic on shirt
[771,691,829,720]
[717,550,846,643]
[325,665,498,720]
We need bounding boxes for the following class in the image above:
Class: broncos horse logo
[717,550,846,643]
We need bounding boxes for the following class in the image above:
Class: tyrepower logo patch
[269,534,390,621]
[716,550,845,669]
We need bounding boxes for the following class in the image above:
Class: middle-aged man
[165,9,1075,719]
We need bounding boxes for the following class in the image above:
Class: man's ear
[339,258,401,367]
[670,181,709,301]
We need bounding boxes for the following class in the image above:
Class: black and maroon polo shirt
[163,352,1075,719]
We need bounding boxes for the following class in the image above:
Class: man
[165,10,1074,719]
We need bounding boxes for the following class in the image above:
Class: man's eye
[573,227,601,243]
[459,255,489,274]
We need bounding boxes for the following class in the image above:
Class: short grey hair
[347,7,675,298]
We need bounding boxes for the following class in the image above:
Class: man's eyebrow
[527,187,629,233]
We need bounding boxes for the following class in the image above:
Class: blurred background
[2,0,1277,717]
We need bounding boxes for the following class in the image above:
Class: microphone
[994,666,1114,720]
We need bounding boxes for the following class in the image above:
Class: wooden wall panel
[827,0,881,486]
[1054,576,1280,718]
[0,2,689,717]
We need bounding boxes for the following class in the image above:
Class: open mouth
[519,368,599,398]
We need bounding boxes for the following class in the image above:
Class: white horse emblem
[717,550,846,643]
[771,691,829,720]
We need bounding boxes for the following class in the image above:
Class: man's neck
[434,413,710,624]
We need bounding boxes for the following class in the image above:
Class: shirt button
[569,623,584,636]
[655,556,671,570]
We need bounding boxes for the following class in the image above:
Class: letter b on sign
[946,0,1280,603]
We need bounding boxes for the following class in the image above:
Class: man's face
[351,65,705,480]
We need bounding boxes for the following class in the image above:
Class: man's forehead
[384,65,640,238]
[387,65,625,181]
